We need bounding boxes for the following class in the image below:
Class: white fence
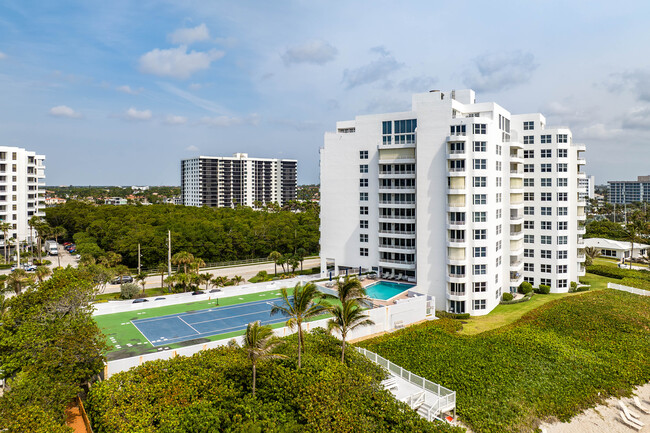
[103,289,430,379]
[355,347,456,420]
[608,282,650,297]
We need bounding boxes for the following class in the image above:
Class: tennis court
[132,298,288,346]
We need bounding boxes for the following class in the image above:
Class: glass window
[360,164,368,173]
[360,150,368,159]
[523,121,534,130]
[473,141,486,152]
[473,159,487,169]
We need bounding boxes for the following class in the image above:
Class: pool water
[365,281,414,301]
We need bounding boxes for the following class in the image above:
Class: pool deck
[318,278,413,306]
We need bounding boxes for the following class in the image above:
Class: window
[473,124,487,134]
[524,178,534,187]
[541,221,552,230]
[524,234,534,243]
[524,192,534,201]
[496,144,502,155]
[557,163,568,172]
[382,121,392,135]
[558,279,568,289]
[496,161,502,171]
[541,207,552,216]
[473,264,486,275]
[383,135,392,145]
[557,206,568,216]
[524,150,534,159]
[524,220,534,229]
[541,235,552,245]
[541,178,552,187]
[523,121,534,130]
[360,192,368,201]
[360,164,368,173]
[523,135,534,144]
[496,224,502,234]
[450,283,465,294]
[524,263,534,272]
[474,229,487,240]
[450,230,465,242]
[557,178,567,187]
[360,150,368,159]
[496,177,502,187]
[524,206,534,215]
[473,211,486,222]
[449,160,465,171]
[473,299,486,310]
[541,163,552,173]
[473,141,486,152]
[541,134,551,143]
[524,277,535,286]
[473,247,486,257]
[557,192,568,201]
[541,250,551,259]
[541,278,551,286]
[557,250,568,259]
[541,192,552,201]
[473,194,487,205]
[496,193,502,203]
[495,256,501,267]
[556,134,568,143]
[360,220,368,229]
[360,234,368,242]
[360,248,368,256]
[450,125,466,135]
[557,149,567,158]
[557,236,568,245]
[360,206,368,215]
[524,248,534,258]
[541,149,552,158]
[473,176,487,187]
[473,159,487,169]
[557,265,567,274]
[394,119,417,134]
[359,178,368,187]
[496,240,502,251]
[474,282,487,292]
[524,164,534,173]
[541,264,552,273]
[496,209,502,219]
[557,221,567,230]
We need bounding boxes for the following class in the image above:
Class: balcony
[577,254,586,262]
[379,214,416,222]
[510,230,524,241]
[379,244,416,253]
[448,272,466,279]
[378,258,416,270]
[447,291,466,298]
[510,213,524,224]
[577,158,586,165]
[446,133,467,142]
[577,237,585,247]
[577,226,586,235]
[448,238,466,247]
[510,271,522,282]
[378,229,416,236]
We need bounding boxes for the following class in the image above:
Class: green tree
[242,321,285,397]
[231,275,244,286]
[198,273,212,291]
[270,282,329,368]
[34,266,52,283]
[296,247,307,271]
[584,246,601,266]
[6,269,34,295]
[172,251,194,274]
[135,272,148,295]
[267,251,282,276]
[334,275,367,304]
[157,262,168,289]
[211,275,227,288]
[50,226,67,268]
[327,299,374,363]
[624,219,645,268]
[0,221,12,264]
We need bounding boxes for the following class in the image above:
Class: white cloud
[463,51,538,93]
[139,46,224,79]
[199,113,259,127]
[116,85,143,95]
[186,145,199,152]
[622,106,650,129]
[0,52,6,60]
[342,49,403,89]
[125,107,152,121]
[158,82,228,114]
[49,105,82,119]
[606,70,650,102]
[281,40,338,66]
[577,123,623,140]
[164,114,187,125]
[397,76,438,92]
[168,23,210,45]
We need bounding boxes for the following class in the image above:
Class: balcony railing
[379,244,416,250]
[379,258,415,265]
[449,273,466,278]
[449,291,466,296]
[378,230,416,235]
[379,215,416,220]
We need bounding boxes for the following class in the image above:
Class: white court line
[156,315,288,343]
[130,320,155,346]
[178,316,201,334]
[189,309,281,326]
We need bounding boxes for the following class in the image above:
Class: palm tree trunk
[297,327,302,369]
[274,263,277,275]
[56,236,61,268]
[252,362,257,397]
[341,335,346,363]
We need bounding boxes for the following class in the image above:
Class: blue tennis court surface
[131,298,289,346]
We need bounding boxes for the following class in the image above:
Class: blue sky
[1,1,649,186]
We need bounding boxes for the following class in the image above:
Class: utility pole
[168,230,172,277]
[138,243,141,274]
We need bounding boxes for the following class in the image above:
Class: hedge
[586,264,650,282]
[501,292,534,305]
[619,278,650,291]
[436,311,471,320]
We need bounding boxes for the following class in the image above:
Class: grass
[95,286,170,302]
[593,256,649,269]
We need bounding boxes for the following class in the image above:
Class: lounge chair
[619,402,644,426]
[381,376,398,391]
[633,396,650,414]
[396,273,403,280]
[619,411,642,430]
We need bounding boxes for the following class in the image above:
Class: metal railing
[355,347,456,420]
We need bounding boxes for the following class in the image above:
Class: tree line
[44,201,320,268]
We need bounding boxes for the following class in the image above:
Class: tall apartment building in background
[0,146,46,246]
[181,153,297,208]
[579,175,595,201]
[320,89,587,316]
[608,176,650,204]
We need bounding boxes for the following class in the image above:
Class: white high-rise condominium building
[0,146,46,246]
[181,153,297,208]
[320,89,587,316]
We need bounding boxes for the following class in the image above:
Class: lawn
[359,289,650,433]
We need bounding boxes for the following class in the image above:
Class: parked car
[23,264,37,272]
[154,297,166,301]
[191,291,205,296]
[132,298,149,304]
[111,275,134,284]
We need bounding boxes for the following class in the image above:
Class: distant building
[579,175,595,201]
[131,185,150,191]
[585,238,649,260]
[181,153,297,208]
[105,197,127,205]
[608,176,650,204]
[45,197,66,207]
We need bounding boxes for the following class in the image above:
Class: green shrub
[33,259,52,265]
[119,283,140,299]
[619,278,650,291]
[536,284,550,294]
[501,292,514,302]
[435,311,471,320]
[518,281,533,294]
[570,281,577,290]
[500,292,534,305]
[586,264,650,281]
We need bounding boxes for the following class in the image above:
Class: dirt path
[65,401,89,433]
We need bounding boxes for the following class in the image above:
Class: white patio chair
[619,401,644,426]
[633,396,650,414]
[619,411,642,430]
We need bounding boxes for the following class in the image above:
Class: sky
[1,1,650,186]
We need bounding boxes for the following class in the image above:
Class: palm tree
[114,265,130,282]
[31,218,50,264]
[624,219,645,268]
[334,275,367,304]
[157,262,168,289]
[232,275,244,286]
[584,246,601,266]
[267,251,282,276]
[327,300,374,363]
[211,275,228,288]
[135,272,148,295]
[172,251,194,274]
[0,221,12,263]
[296,248,307,271]
[34,265,52,283]
[270,282,329,368]
[190,258,206,274]
[198,273,212,291]
[50,226,66,268]
[243,321,285,397]
[6,269,34,295]
[164,275,176,292]
[175,272,192,292]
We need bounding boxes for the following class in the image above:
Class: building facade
[320,89,586,316]
[608,176,650,204]
[181,153,297,208]
[579,175,595,201]
[0,146,46,246]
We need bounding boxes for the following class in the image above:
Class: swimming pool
[365,281,414,301]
